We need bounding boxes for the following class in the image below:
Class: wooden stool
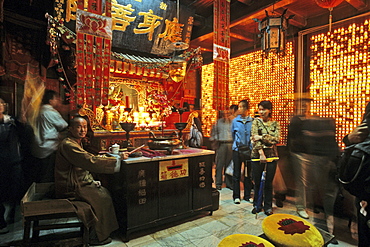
[21,183,89,247]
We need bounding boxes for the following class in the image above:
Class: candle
[126,96,129,108]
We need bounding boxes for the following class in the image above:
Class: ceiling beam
[230,0,299,28]
[345,0,367,10]
[191,0,295,47]
[274,8,307,28]
[229,32,254,42]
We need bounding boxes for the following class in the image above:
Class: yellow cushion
[218,234,275,247]
[262,214,324,247]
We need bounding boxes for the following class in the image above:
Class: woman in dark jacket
[0,98,23,234]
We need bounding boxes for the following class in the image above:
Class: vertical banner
[85,34,94,107]
[75,0,112,108]
[76,32,85,107]
[102,38,111,106]
[94,36,103,106]
[213,0,230,110]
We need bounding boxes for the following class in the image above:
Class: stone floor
[0,184,359,247]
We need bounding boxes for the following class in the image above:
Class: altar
[107,148,215,241]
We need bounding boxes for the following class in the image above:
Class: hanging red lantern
[314,0,345,31]
[314,0,344,9]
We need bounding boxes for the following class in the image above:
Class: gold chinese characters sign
[159,159,188,181]
[60,0,194,56]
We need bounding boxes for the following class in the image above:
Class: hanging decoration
[75,0,112,108]
[213,0,230,110]
[168,45,188,83]
[167,0,189,83]
[45,13,76,104]
[254,9,291,56]
[314,0,345,31]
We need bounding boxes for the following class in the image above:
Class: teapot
[147,131,181,154]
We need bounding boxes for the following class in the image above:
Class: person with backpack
[342,102,370,247]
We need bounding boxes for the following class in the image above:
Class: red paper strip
[87,0,102,14]
[77,0,84,10]
[102,38,111,105]
[76,32,85,107]
[105,0,112,17]
[95,36,103,106]
[85,34,94,107]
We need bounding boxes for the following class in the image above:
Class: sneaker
[265,209,273,216]
[244,197,253,203]
[251,208,261,214]
[0,226,9,234]
[297,210,309,219]
[329,237,338,245]
[234,198,241,204]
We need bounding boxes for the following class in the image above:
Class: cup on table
[109,143,120,155]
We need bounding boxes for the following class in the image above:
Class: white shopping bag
[225,160,234,176]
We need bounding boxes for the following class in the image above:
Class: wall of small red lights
[202,43,295,145]
[309,18,370,149]
[202,17,370,149]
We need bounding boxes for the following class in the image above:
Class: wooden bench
[21,182,89,247]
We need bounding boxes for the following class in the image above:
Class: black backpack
[338,137,370,200]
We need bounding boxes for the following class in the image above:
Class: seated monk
[54,116,128,245]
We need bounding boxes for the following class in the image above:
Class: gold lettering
[66,0,77,22]
[158,17,184,43]
[111,0,136,32]
[159,2,167,10]
[133,9,163,41]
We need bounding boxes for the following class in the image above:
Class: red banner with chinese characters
[102,38,111,106]
[76,32,85,107]
[94,36,103,105]
[75,0,112,108]
[213,0,230,110]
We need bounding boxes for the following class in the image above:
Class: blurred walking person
[32,90,68,182]
[210,110,233,190]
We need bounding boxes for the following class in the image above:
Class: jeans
[232,151,252,200]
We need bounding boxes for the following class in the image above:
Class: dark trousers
[36,152,56,183]
[232,151,252,200]
[252,160,277,211]
[215,143,232,187]
[0,162,22,228]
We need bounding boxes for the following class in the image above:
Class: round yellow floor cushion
[262,214,324,247]
[218,234,275,247]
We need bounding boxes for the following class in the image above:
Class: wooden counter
[108,148,215,241]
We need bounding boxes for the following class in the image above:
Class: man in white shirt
[32,90,68,182]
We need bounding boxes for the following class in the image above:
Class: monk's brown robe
[55,137,119,241]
